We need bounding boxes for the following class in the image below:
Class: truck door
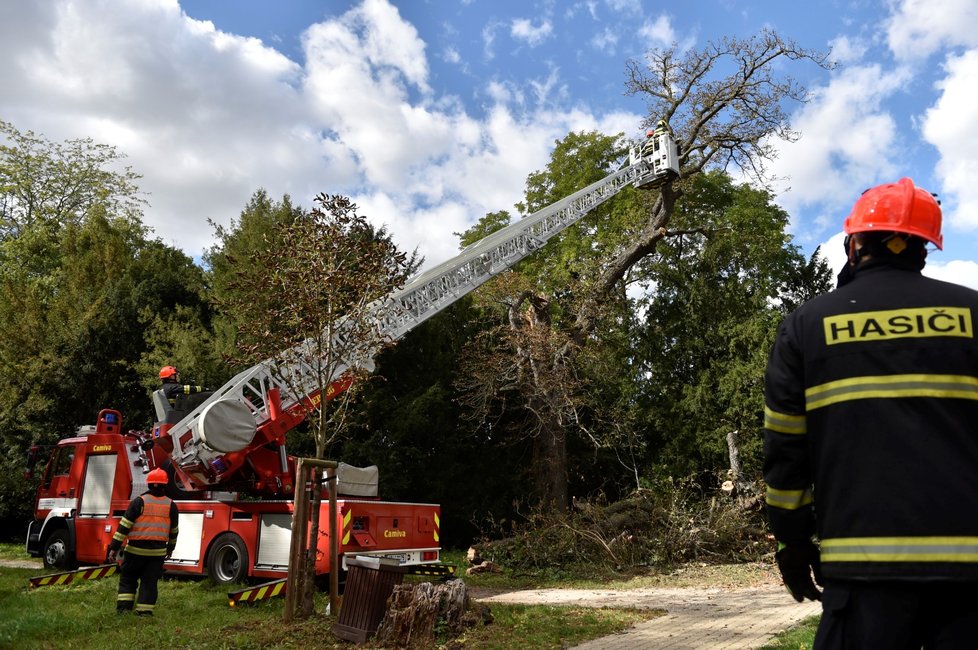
[36,445,78,511]
[75,452,119,562]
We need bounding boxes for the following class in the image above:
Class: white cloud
[529,65,569,107]
[481,21,501,60]
[605,0,642,15]
[443,46,461,64]
[886,0,978,59]
[0,0,316,255]
[925,259,978,291]
[922,49,978,231]
[570,1,600,21]
[637,15,675,47]
[827,35,868,65]
[819,232,848,277]
[0,0,635,270]
[591,27,618,53]
[816,232,978,292]
[511,18,553,47]
[770,64,910,239]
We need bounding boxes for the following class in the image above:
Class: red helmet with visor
[843,177,943,249]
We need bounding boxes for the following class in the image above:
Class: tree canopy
[0,121,211,532]
[0,28,837,546]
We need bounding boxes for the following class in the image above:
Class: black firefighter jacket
[764,259,978,581]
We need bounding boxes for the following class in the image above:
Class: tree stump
[375,580,491,649]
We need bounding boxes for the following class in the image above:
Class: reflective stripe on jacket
[129,494,173,543]
[763,261,978,580]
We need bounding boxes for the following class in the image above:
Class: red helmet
[843,178,943,249]
[646,128,655,137]
[159,366,178,380]
[147,468,169,485]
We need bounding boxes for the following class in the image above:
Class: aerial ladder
[150,129,680,494]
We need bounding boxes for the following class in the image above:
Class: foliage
[336,299,518,548]
[760,616,820,650]
[634,171,833,477]
[450,31,833,516]
[0,119,144,239]
[454,131,644,514]
[477,477,769,574]
[456,210,512,249]
[211,193,414,618]
[624,28,834,180]
[0,122,211,538]
[204,189,304,338]
[213,192,415,456]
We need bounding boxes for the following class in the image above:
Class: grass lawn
[760,615,819,649]
[0,544,657,649]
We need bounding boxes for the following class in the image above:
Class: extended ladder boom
[161,131,680,491]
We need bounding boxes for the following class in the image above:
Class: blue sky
[2,0,978,287]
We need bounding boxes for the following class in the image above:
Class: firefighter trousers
[815,579,978,649]
[117,553,165,615]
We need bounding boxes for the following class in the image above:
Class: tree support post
[284,457,339,622]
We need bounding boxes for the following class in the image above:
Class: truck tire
[42,529,77,570]
[206,533,248,584]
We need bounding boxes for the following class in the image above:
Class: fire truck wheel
[42,529,77,570]
[206,533,248,584]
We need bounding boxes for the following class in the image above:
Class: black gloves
[775,541,823,602]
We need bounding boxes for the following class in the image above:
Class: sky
[2,0,978,289]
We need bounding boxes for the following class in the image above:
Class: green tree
[0,123,211,538]
[212,193,413,618]
[454,131,644,512]
[634,172,832,480]
[0,120,143,239]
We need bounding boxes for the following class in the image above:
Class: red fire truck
[24,126,680,585]
[27,407,441,583]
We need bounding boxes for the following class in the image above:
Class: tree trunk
[726,429,741,483]
[302,468,322,618]
[533,412,569,513]
[376,580,488,649]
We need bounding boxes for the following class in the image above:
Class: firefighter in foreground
[107,468,179,616]
[764,178,978,647]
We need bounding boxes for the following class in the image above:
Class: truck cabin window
[42,446,76,487]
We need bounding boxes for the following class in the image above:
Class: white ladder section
[165,132,680,480]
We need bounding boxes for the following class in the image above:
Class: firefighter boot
[116,597,134,614]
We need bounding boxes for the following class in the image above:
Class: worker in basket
[763,178,978,647]
[107,468,179,616]
[158,365,208,408]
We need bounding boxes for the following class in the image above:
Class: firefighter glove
[775,541,822,602]
[106,548,118,564]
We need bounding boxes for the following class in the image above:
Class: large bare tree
[580,28,832,337]
[459,30,831,513]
